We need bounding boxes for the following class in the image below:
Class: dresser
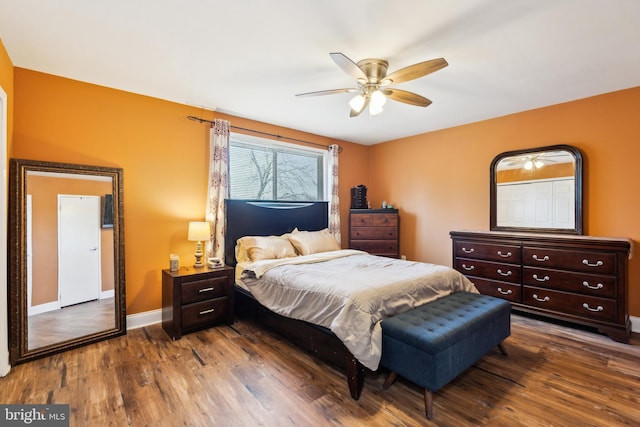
[349,209,399,258]
[450,230,631,343]
[162,265,234,339]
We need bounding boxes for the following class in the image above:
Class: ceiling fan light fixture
[296,52,448,118]
[369,103,384,116]
[370,90,387,107]
[349,94,366,112]
[534,159,544,169]
[368,90,386,116]
[524,160,534,170]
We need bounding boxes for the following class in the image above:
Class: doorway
[58,195,102,307]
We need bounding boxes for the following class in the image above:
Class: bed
[224,199,477,400]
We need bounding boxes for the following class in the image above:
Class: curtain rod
[187,115,341,152]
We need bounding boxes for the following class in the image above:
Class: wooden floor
[2,313,639,426]
[28,298,115,349]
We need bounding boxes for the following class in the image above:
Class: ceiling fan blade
[350,97,370,118]
[383,58,448,85]
[384,89,432,107]
[330,52,368,82]
[295,88,358,97]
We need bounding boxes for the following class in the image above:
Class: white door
[58,195,102,307]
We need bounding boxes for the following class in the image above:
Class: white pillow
[288,228,341,255]
[235,235,298,262]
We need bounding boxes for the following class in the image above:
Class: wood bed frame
[224,199,365,399]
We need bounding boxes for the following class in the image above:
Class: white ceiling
[2,0,640,145]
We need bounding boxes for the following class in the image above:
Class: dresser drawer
[351,226,397,240]
[523,247,616,274]
[469,277,521,302]
[523,267,616,298]
[523,286,616,321]
[455,258,521,283]
[454,240,521,264]
[351,240,398,256]
[181,276,229,304]
[182,297,229,330]
[374,214,397,227]
[351,213,398,227]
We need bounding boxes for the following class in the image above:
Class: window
[229,134,326,201]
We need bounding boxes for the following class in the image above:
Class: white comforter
[238,249,478,370]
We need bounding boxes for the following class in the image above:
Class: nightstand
[162,265,234,339]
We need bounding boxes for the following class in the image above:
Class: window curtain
[205,119,230,260]
[328,144,341,245]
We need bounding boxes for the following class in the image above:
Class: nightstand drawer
[181,276,229,304]
[182,297,229,330]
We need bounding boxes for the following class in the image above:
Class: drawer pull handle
[497,287,512,295]
[582,281,604,290]
[582,259,604,268]
[199,308,215,315]
[532,255,549,262]
[199,287,215,293]
[533,274,549,282]
[497,251,512,258]
[461,264,475,271]
[532,294,550,302]
[462,247,475,254]
[582,303,603,312]
[497,269,512,277]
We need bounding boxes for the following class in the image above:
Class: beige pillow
[288,228,341,255]
[235,235,298,262]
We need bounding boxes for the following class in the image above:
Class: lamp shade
[188,221,210,241]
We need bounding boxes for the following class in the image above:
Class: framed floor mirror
[8,159,126,364]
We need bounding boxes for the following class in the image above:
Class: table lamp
[188,221,210,267]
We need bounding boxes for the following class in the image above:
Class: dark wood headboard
[224,199,329,266]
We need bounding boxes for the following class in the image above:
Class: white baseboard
[29,301,60,316]
[126,308,162,330]
[630,315,639,334]
[101,289,115,299]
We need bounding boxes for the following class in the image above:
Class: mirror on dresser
[490,144,583,234]
[8,159,126,364]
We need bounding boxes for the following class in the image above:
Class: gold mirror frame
[8,159,126,364]
[490,144,583,235]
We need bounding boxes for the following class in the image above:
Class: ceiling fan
[504,152,572,170]
[296,52,448,117]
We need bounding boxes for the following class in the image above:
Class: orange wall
[0,39,13,153]
[27,175,114,305]
[12,68,367,315]
[369,87,640,317]
[10,62,640,320]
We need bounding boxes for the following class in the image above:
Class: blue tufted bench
[381,291,511,419]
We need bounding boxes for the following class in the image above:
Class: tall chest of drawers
[450,230,631,343]
[349,209,399,258]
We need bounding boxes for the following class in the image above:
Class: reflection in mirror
[490,145,583,234]
[9,159,126,364]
